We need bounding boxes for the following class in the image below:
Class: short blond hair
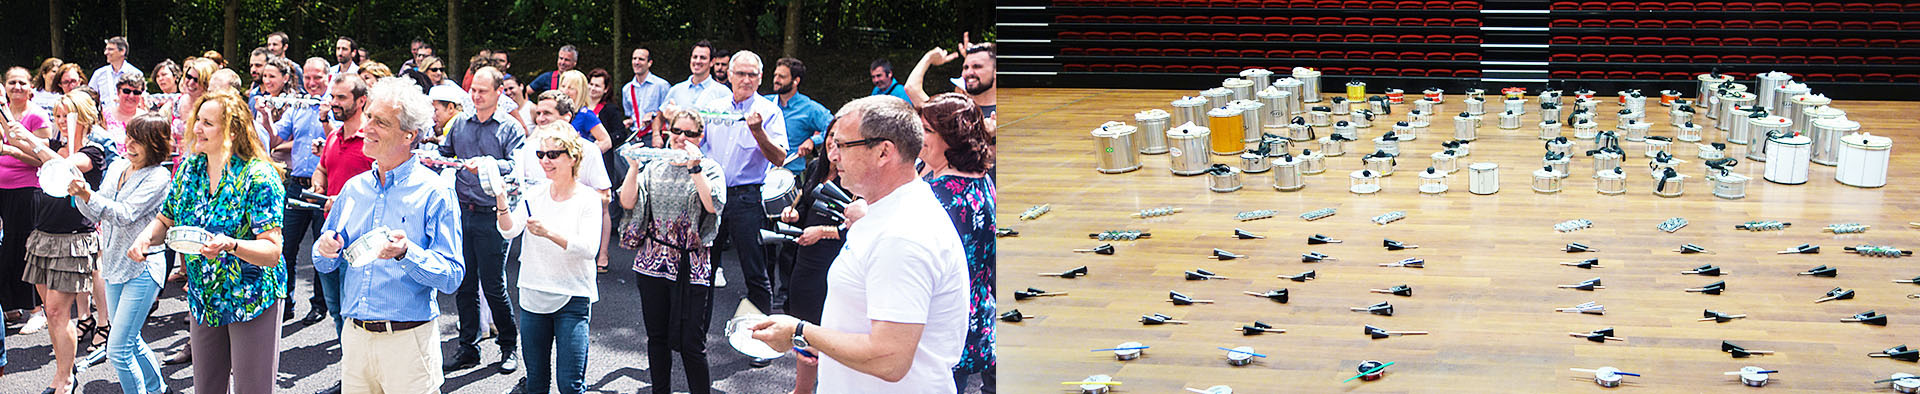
[530,123,585,177]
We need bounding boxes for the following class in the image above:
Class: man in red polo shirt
[311,73,376,333]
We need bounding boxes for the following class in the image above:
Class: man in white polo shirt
[752,95,968,393]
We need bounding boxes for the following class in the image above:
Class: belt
[350,319,429,333]
[726,184,762,193]
[460,202,497,212]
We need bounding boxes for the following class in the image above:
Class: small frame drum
[1592,367,1626,388]
[1300,149,1327,174]
[1431,150,1458,174]
[165,226,216,254]
[1292,67,1323,103]
[1596,168,1627,195]
[1890,373,1920,393]
[343,227,397,268]
[1226,346,1259,366]
[1207,106,1247,156]
[1113,341,1144,361]
[1092,122,1142,174]
[1710,172,1750,199]
[1591,151,1622,178]
[1356,360,1388,381]
[1573,119,1598,140]
[1836,132,1891,188]
[1532,167,1563,193]
[1645,137,1672,158]
[1372,135,1400,157]
[35,159,81,198]
[1350,169,1382,194]
[1670,105,1695,128]
[1209,165,1243,193]
[1078,375,1116,394]
[1414,98,1436,114]
[1351,109,1375,129]
[1419,167,1448,194]
[1167,123,1212,176]
[1273,155,1305,191]
[1135,109,1172,154]
[1319,136,1346,157]
[1737,367,1771,387]
[1469,162,1499,195]
[1504,98,1526,115]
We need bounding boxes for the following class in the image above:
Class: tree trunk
[120,0,128,37]
[49,0,63,58]
[614,0,624,83]
[782,0,800,58]
[448,0,460,76]
[224,0,238,67]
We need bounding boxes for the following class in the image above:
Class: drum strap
[646,231,710,352]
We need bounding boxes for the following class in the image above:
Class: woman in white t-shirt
[494,124,602,394]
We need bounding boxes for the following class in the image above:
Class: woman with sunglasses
[71,113,173,394]
[497,123,603,394]
[103,74,148,153]
[619,111,722,394]
[918,92,998,393]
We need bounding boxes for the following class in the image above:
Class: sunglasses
[832,136,887,150]
[535,150,571,159]
[120,88,142,95]
[427,67,445,73]
[669,128,702,138]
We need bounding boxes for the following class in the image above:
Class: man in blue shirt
[664,40,721,112]
[694,50,787,316]
[441,67,526,374]
[313,77,466,394]
[868,58,911,103]
[275,57,337,325]
[622,47,671,148]
[768,57,831,174]
[528,45,578,96]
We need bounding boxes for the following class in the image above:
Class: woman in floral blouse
[127,89,286,394]
[918,92,998,393]
[618,111,723,394]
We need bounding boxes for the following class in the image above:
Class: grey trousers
[190,301,283,394]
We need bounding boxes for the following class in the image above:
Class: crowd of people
[0,30,997,394]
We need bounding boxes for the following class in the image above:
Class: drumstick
[1724,370,1779,375]
[1061,381,1123,386]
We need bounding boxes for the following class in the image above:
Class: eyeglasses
[832,136,887,150]
[669,128,702,138]
[119,88,141,95]
[730,71,759,79]
[427,67,445,73]
[535,150,570,159]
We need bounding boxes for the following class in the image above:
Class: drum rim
[1841,132,1893,148]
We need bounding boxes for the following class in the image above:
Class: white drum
[1300,149,1327,174]
[1431,150,1458,174]
[1498,111,1521,130]
[1208,165,1242,193]
[1418,167,1448,194]
[1726,105,1757,145]
[1202,87,1233,109]
[1696,73,1732,109]
[1468,162,1499,195]
[1318,136,1346,157]
[165,226,216,254]
[1621,121,1649,142]
[1575,97,1598,114]
[1573,119,1598,140]
[1272,155,1305,191]
[1167,123,1212,176]
[1332,121,1355,141]
[1231,100,1265,144]
[1349,169,1381,194]
[1287,121,1315,142]
[1504,98,1526,115]
[1747,115,1793,162]
[1413,98,1436,114]
[1134,109,1171,154]
[1453,113,1479,141]
[1330,97,1351,115]
[1364,151,1397,176]
[1786,93,1831,135]
[1240,152,1270,174]
[1091,122,1141,174]
[1836,132,1891,188]
[1644,137,1672,158]
[1351,109,1375,129]
[1407,120,1429,141]
[1709,172,1749,199]
[1754,70,1793,107]
[1670,105,1695,128]
[1239,68,1274,92]
[1622,91,1647,113]
[1763,132,1811,185]
[1591,151,1621,178]
[1464,97,1485,116]
[1307,106,1332,127]
[1596,167,1626,195]
[1805,107,1849,165]
[1545,137,1572,156]
[1890,373,1920,393]
[1532,167,1562,193]
[1539,120,1562,140]
[1540,102,1562,123]
[1653,169,1687,197]
[1372,134,1400,157]
[1544,153,1570,178]
[1677,121,1702,143]
[36,159,81,198]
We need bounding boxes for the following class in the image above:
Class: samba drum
[1274,77,1307,112]
[1413,99,1436,114]
[1532,166,1563,193]
[1424,87,1444,104]
[1503,98,1526,116]
[726,315,787,360]
[1231,100,1265,144]
[1257,87,1290,128]
[1575,97,1598,114]
[1407,120,1429,141]
[1308,106,1332,126]
[1431,150,1458,173]
[763,168,801,216]
[1419,167,1448,194]
[1670,104,1695,128]
[1292,67,1323,103]
[343,227,399,267]
[1677,121,1702,143]
[1241,152,1270,174]
[1272,154,1305,191]
[1621,121,1649,142]
[1386,88,1406,104]
[1391,122,1412,141]
[1260,136,1292,157]
[1367,96,1388,115]
[1346,81,1367,101]
[1465,87,1485,101]
[1453,112,1479,141]
[1318,136,1346,157]
[1748,115,1793,162]
[1696,73,1733,109]
[1573,88,1595,101]
[1135,109,1171,154]
[1351,109,1375,129]
[1736,367,1771,387]
[1239,68,1274,92]
[1546,137,1573,156]
[1498,110,1521,130]
[1616,108,1644,131]
[1596,167,1627,195]
[1541,89,1564,106]
[1468,162,1499,195]
[1330,97,1351,115]
[1091,122,1142,174]
[1464,97,1486,116]
[1288,119,1316,142]
[1349,169,1381,194]
[1540,102,1562,123]
[1372,134,1401,157]
[1726,105,1757,145]
[1300,149,1327,174]
[1447,138,1473,157]
[1786,93,1831,136]
[1647,153,1683,181]
[1364,151,1397,176]
[1716,91,1756,131]
[1333,120,1356,141]
[1590,367,1628,388]
[1112,342,1145,361]
[1207,106,1246,156]
[1763,132,1812,184]
[1653,168,1688,197]
[1773,82,1810,116]
[1644,136,1672,158]
[1660,90,1681,106]
[1755,70,1793,107]
[1573,119,1598,141]
[1836,132,1890,188]
[1167,123,1212,176]
[1889,373,1920,393]
[1804,106,1848,165]
[165,226,216,254]
[1208,165,1243,193]
[1544,152,1570,178]
[1709,171,1750,199]
[1202,87,1233,109]
[1171,96,1208,128]
[1591,150,1622,178]
[1539,119,1562,140]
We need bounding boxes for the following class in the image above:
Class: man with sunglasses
[691,50,787,321]
[750,95,968,393]
[89,36,142,110]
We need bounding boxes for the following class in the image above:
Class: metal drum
[1763,131,1811,184]
[1408,120,1429,141]
[1260,136,1292,157]
[1319,136,1346,157]
[1448,138,1473,157]
[1532,166,1563,193]
[1464,97,1486,116]
[1540,102,1562,123]
[1364,151,1397,176]
[1257,87,1291,128]
[1716,91,1755,130]
[1504,98,1526,115]
[1367,96,1389,115]
[1289,119,1317,142]
[1078,375,1116,394]
[1709,171,1749,199]
[1231,100,1265,144]
[1541,89,1564,107]
[1241,152,1271,173]
[1272,154,1305,191]
[1616,108,1644,130]
[1307,106,1332,126]
[1737,367,1771,387]
[1575,97,1598,114]
[1333,120,1356,141]
[1413,99,1436,115]
[1755,71,1793,108]
[1292,67,1323,103]
[1837,132,1890,188]
[1349,169,1381,194]
[1544,152,1570,178]
[1203,87,1233,109]
[1546,137,1573,156]
[1092,122,1142,174]
[1891,373,1920,394]
[1539,119,1562,140]
[1208,164,1242,192]
[1773,82,1810,116]
[1573,119,1599,145]
[1431,150,1458,173]
[1408,108,1432,124]
[1224,78,1254,102]
[1392,121,1413,142]
[1172,96,1208,127]
[1805,106,1848,165]
[1167,123,1212,175]
[1786,93,1831,135]
[1621,121,1649,142]
[1372,133,1401,157]
[1207,106,1246,156]
[1573,88,1595,101]
[1670,104,1695,128]
[1747,115,1792,161]
[1696,73,1733,108]
[1135,109,1172,154]
[1498,110,1521,130]
[1468,162,1499,195]
[1274,77,1307,111]
[1647,153,1683,180]
[1454,112,1480,141]
[1653,168,1687,197]
[1677,121,1702,143]
[1596,167,1626,195]
[1240,68,1274,92]
[1591,150,1622,178]
[1727,105,1758,145]
[1351,109,1375,129]
[1419,167,1448,194]
[1625,91,1648,113]
[1659,90,1681,106]
[1300,149,1327,174]
[1424,87,1445,104]
[1346,81,1367,101]
[1330,97,1351,115]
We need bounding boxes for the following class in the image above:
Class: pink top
[0,109,50,189]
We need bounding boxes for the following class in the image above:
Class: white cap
[428,85,465,105]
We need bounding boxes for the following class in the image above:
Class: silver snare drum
[763,168,799,218]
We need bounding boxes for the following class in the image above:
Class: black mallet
[1237,323,1287,335]
[1302,252,1335,262]
[1235,228,1266,239]
[1279,270,1317,282]
[1561,258,1602,269]
[1384,239,1418,251]
[1842,310,1888,326]
[1565,242,1597,253]
[1243,289,1289,303]
[1039,266,1090,278]
[1870,345,1919,362]
[1308,234,1341,244]
[1140,313,1189,326]
[1013,288,1067,301]
[1570,327,1624,343]
[1364,324,1428,339]
[1700,309,1747,323]
[1352,302,1395,316]
[1722,341,1773,358]
[1073,244,1116,255]
[1371,285,1414,297]
[1777,243,1820,254]
[1895,275,1920,284]
[1169,291,1215,305]
[1800,265,1838,277]
[1676,243,1713,254]
[998,309,1035,322]
[1559,278,1604,291]
[1682,264,1723,276]
[1687,281,1727,295]
[1185,270,1231,281]
[1208,248,1246,260]
[1816,287,1857,303]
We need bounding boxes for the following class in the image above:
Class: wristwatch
[792,322,811,349]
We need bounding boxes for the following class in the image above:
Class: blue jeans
[519,296,590,394]
[319,266,344,334]
[104,272,166,394]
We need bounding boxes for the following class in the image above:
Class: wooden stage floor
[995,88,1920,393]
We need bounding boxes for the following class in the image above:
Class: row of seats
[1551,36,1920,47]
[1056,31,1484,43]
[1057,15,1483,26]
[1548,53,1920,64]
[1052,0,1482,9]
[1060,63,1483,77]
[1551,1,1920,11]
[1545,70,1920,82]
[1061,47,1485,60]
[1550,19,1920,29]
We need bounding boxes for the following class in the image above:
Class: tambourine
[724,315,786,359]
[165,226,217,254]
[343,227,397,267]
[696,110,748,124]
[37,159,82,198]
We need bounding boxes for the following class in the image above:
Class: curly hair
[919,92,994,173]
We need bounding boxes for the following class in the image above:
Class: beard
[771,82,794,95]
[964,76,994,96]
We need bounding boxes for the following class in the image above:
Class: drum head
[38,159,81,198]
[165,226,214,254]
[724,316,785,359]
[762,168,795,201]
[344,227,394,267]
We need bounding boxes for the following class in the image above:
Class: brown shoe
[162,346,192,365]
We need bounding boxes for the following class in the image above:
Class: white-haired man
[690,49,786,319]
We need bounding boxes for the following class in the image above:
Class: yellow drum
[1208,106,1247,155]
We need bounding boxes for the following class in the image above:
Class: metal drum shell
[1835,132,1891,188]
[1167,124,1212,175]
[1763,132,1812,185]
[1092,123,1142,174]
[1135,109,1172,154]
